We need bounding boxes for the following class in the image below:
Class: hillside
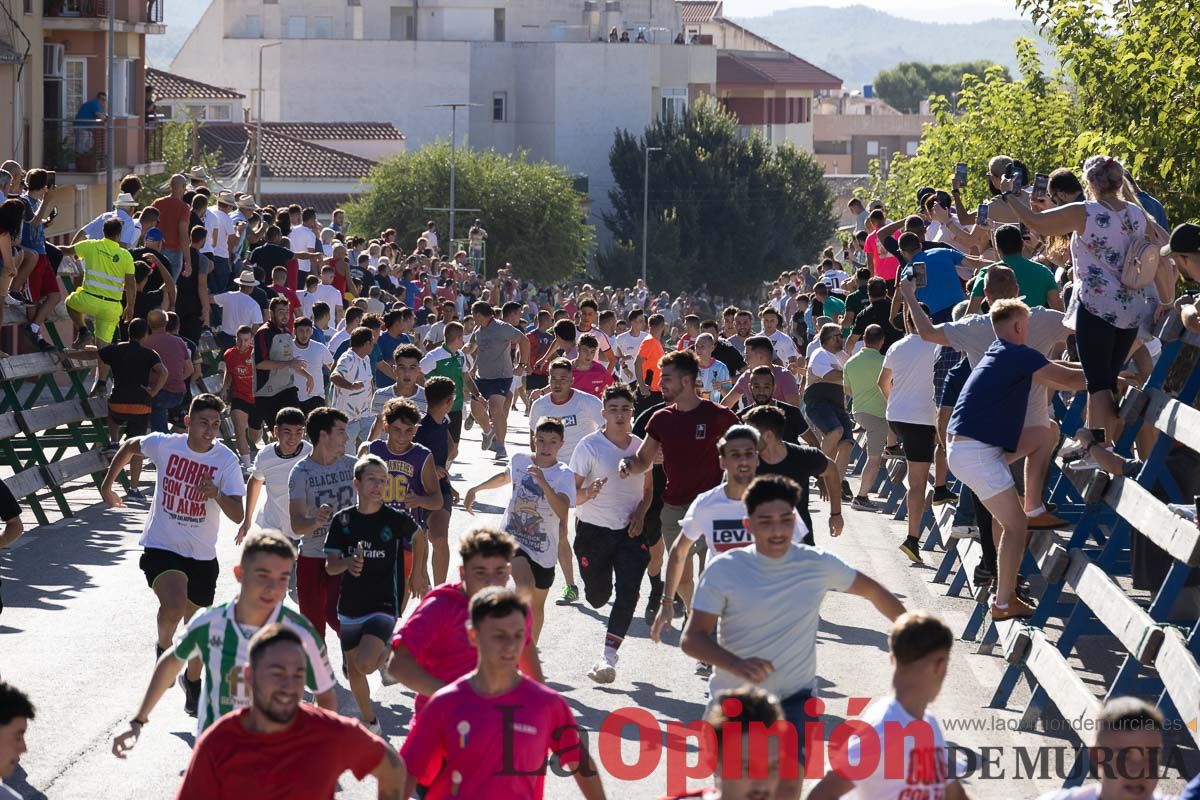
[732,4,1056,90]
[148,0,209,68]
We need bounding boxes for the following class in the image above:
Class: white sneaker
[1066,452,1102,471]
[3,294,23,308]
[378,661,397,686]
[1058,437,1089,461]
[950,525,980,540]
[366,718,383,736]
[587,655,617,684]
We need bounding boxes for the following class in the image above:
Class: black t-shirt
[738,400,808,443]
[325,505,419,618]
[175,250,204,318]
[133,287,165,320]
[756,442,828,543]
[712,339,746,376]
[248,242,295,274]
[350,267,374,293]
[851,298,903,352]
[129,247,172,293]
[99,341,161,408]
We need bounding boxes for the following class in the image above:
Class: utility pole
[641,146,662,285]
[428,102,478,243]
[255,41,282,195]
[105,0,114,208]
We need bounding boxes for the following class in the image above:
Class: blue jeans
[345,415,374,455]
[151,389,186,433]
[207,255,230,296]
[161,248,183,281]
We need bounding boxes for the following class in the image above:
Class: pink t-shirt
[865,230,900,281]
[400,676,582,799]
[571,362,614,398]
[732,365,799,403]
[392,582,533,716]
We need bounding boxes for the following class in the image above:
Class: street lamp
[641,146,662,285]
[428,102,479,243]
[254,41,283,195]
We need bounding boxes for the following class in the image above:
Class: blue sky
[725,0,1026,23]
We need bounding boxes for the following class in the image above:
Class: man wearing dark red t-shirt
[176,624,405,799]
[620,349,736,614]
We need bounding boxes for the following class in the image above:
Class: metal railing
[42,119,163,172]
[44,0,164,24]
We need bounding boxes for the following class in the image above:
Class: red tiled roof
[717,51,842,90]
[197,123,375,180]
[678,1,721,24]
[259,194,358,217]
[263,121,406,141]
[146,68,244,100]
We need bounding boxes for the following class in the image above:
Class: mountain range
[149,3,1056,91]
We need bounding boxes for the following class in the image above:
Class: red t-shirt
[175,705,388,800]
[326,258,348,297]
[392,582,533,717]
[271,284,301,330]
[151,196,190,249]
[222,346,255,404]
[646,400,737,506]
[400,675,580,799]
[571,361,614,398]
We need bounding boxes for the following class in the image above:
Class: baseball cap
[1160,223,1200,258]
[144,227,165,243]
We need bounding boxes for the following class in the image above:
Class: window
[906,140,919,156]
[865,140,879,156]
[660,87,687,121]
[492,92,507,122]
[313,16,333,38]
[206,104,232,121]
[110,58,137,117]
[157,103,174,120]
[494,8,505,41]
[286,16,307,38]
[390,8,415,40]
[243,14,262,37]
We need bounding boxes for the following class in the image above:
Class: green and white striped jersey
[172,595,337,733]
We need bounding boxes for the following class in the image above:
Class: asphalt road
[0,407,1191,798]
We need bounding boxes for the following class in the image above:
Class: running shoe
[481,429,495,451]
[21,325,54,353]
[492,444,508,460]
[898,539,923,564]
[883,445,905,460]
[561,583,579,603]
[366,718,383,736]
[1066,452,1103,471]
[588,656,617,685]
[378,661,397,687]
[178,674,201,717]
[3,293,24,308]
[695,661,713,677]
[931,486,958,505]
[850,496,879,512]
[125,487,146,501]
[950,525,979,540]
[990,596,1036,621]
[840,479,853,502]
[464,412,475,431]
[1057,437,1090,462]
[673,595,688,620]
[643,588,662,626]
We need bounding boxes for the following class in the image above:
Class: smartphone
[47,207,58,222]
[954,162,968,187]
[1011,174,1023,194]
[976,203,989,226]
[1033,172,1050,200]
[911,261,928,289]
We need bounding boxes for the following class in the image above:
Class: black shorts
[298,396,325,416]
[448,409,463,443]
[255,388,301,429]
[512,548,556,591]
[337,612,396,652]
[525,373,549,392]
[139,547,219,607]
[230,397,263,429]
[940,356,972,410]
[109,410,149,438]
[889,420,937,464]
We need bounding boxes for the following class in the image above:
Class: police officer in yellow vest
[59,217,136,382]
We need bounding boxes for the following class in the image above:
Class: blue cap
[144,227,164,242]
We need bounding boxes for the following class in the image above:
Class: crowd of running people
[1,154,1200,799]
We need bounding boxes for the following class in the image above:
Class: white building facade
[172,0,717,237]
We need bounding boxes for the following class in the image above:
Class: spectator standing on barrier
[58,218,136,386]
[99,393,246,715]
[847,277,904,354]
[843,324,888,510]
[150,174,190,279]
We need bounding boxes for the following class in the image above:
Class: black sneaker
[155,644,165,661]
[898,538,923,564]
[178,674,201,717]
[931,486,958,505]
[840,479,853,502]
[643,587,663,626]
[972,563,996,587]
[673,594,688,620]
[883,445,905,460]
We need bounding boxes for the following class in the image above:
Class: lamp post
[641,146,662,285]
[254,41,282,195]
[428,102,478,243]
[105,0,114,207]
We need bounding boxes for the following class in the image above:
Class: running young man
[365,398,442,606]
[99,394,245,715]
[470,300,530,460]
[387,528,542,719]
[463,417,575,643]
[288,407,356,642]
[111,533,337,755]
[324,455,419,735]
[681,475,904,800]
[220,324,260,469]
[413,378,459,589]
[808,611,968,800]
[571,333,615,398]
[369,343,427,440]
[400,587,605,799]
[238,408,311,552]
[569,384,653,684]
[175,625,407,798]
[420,320,473,445]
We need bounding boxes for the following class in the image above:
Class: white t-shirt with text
[528,390,603,461]
[682,483,808,554]
[500,452,577,569]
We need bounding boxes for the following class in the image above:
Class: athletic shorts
[661,502,705,555]
[337,612,396,652]
[65,289,123,343]
[947,438,1014,501]
[298,396,325,416]
[448,409,463,443]
[255,388,301,430]
[804,402,854,443]
[854,411,888,457]
[139,547,219,608]
[525,373,549,392]
[889,420,937,464]
[512,548,556,590]
[29,254,60,302]
[932,346,961,407]
[230,397,263,430]
[940,356,972,410]
[476,377,512,400]
[109,410,149,438]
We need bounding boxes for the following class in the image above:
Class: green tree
[346,142,594,285]
[868,40,1084,216]
[1018,0,1200,222]
[137,119,219,206]
[873,60,1010,114]
[602,99,835,295]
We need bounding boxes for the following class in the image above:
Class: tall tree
[601,99,835,295]
[346,142,594,285]
[873,60,1010,113]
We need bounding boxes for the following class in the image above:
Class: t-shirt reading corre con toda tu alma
[841,696,953,800]
[139,433,246,561]
[500,452,577,569]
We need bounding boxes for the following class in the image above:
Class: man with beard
[736,365,807,444]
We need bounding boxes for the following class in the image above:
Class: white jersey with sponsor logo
[680,482,808,554]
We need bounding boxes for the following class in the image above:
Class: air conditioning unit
[44,43,65,77]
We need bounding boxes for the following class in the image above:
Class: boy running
[369,343,427,440]
[413,377,459,589]
[220,325,260,469]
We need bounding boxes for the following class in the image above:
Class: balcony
[43,118,165,176]
[43,0,165,30]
